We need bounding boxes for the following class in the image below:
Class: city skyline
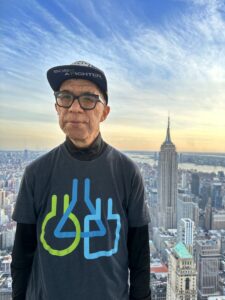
[1,0,225,152]
[1,134,225,296]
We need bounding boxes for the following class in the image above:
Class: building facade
[177,194,199,227]
[191,173,200,196]
[177,218,195,255]
[166,242,197,300]
[196,238,221,300]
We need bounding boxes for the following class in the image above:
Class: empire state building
[158,118,178,229]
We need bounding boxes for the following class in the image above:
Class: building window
[185,278,190,290]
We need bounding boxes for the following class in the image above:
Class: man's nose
[68,99,84,112]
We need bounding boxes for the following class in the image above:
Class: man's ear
[100,105,110,122]
[55,103,59,114]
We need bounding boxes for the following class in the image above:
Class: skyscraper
[196,238,221,300]
[158,118,178,229]
[211,182,222,209]
[166,242,197,300]
[177,193,199,227]
[177,218,195,255]
[0,189,6,208]
[191,173,200,196]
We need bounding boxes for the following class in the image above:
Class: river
[126,153,225,173]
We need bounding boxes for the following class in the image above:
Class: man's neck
[64,132,107,161]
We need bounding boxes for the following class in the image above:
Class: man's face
[55,79,110,147]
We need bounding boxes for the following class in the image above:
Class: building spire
[165,116,171,143]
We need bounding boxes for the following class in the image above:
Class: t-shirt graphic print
[40,177,121,259]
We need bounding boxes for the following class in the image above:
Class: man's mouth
[67,120,86,123]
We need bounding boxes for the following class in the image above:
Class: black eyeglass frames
[54,91,105,110]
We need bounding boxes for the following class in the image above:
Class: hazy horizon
[1,144,225,155]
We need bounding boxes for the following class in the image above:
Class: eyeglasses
[54,91,105,110]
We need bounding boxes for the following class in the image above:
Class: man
[11,61,151,300]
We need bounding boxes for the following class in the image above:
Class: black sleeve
[11,223,37,300]
[128,225,151,300]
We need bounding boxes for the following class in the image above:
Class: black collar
[64,133,107,161]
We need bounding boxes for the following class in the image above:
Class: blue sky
[1,0,225,151]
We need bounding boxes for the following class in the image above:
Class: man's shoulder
[25,143,64,173]
[106,144,139,172]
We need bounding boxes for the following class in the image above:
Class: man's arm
[128,225,151,300]
[11,223,37,300]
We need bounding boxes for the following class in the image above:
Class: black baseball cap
[47,61,108,103]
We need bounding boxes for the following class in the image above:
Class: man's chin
[66,122,87,128]
[65,125,87,136]
[69,133,86,139]
[66,132,88,143]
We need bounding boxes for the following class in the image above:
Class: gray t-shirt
[13,143,150,300]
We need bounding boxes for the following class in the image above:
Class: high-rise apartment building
[166,242,197,300]
[196,238,221,300]
[177,218,195,255]
[158,118,178,229]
